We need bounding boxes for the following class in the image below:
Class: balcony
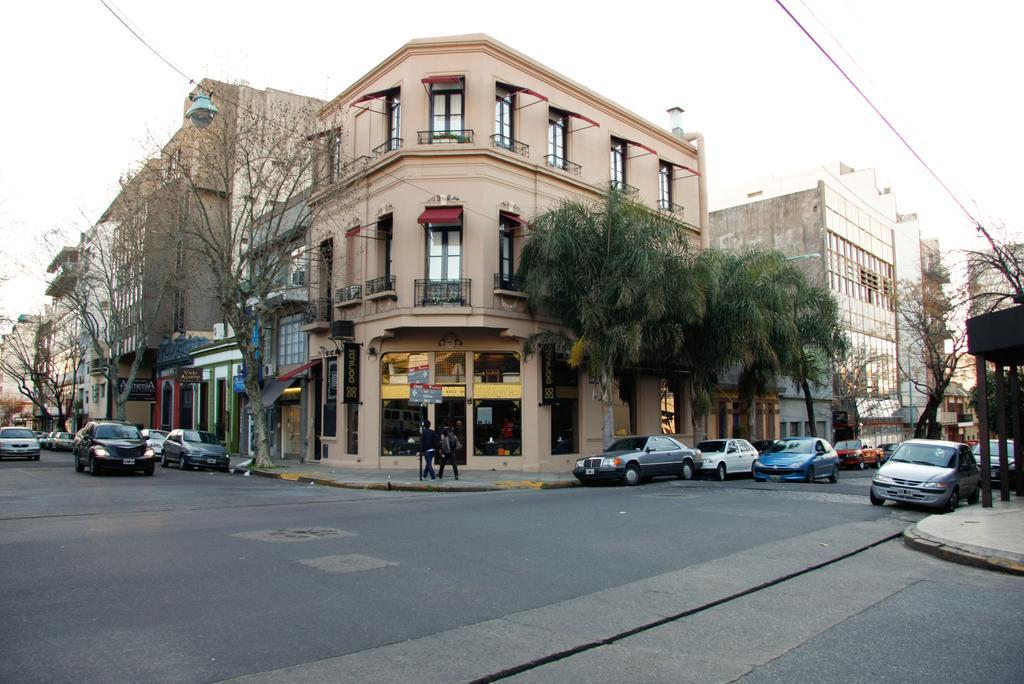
[493,273,525,293]
[372,138,402,158]
[335,285,362,309]
[88,358,106,375]
[302,298,333,331]
[545,155,581,176]
[415,279,471,307]
[658,199,685,215]
[957,412,975,426]
[365,275,397,301]
[609,180,639,196]
[418,129,474,145]
[937,410,957,425]
[490,135,529,157]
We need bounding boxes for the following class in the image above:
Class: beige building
[304,34,707,471]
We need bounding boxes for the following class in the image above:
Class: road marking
[298,553,398,574]
[232,528,356,543]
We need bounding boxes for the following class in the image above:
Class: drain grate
[233,528,356,543]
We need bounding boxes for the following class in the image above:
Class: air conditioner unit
[262,363,276,377]
[291,270,307,286]
[330,319,354,340]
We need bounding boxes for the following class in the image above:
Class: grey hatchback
[870,439,980,513]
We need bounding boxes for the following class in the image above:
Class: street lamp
[785,252,821,262]
[186,89,218,128]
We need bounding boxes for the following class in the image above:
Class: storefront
[189,339,244,453]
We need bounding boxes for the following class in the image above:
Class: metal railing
[304,298,333,324]
[493,273,524,292]
[335,285,362,303]
[88,358,105,375]
[372,138,402,157]
[545,155,581,176]
[609,180,639,196]
[365,275,397,295]
[415,279,471,307]
[490,134,529,157]
[658,199,685,214]
[418,129,474,145]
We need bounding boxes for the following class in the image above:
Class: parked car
[140,428,169,456]
[753,437,839,483]
[74,421,155,476]
[39,431,56,450]
[834,439,883,469]
[971,440,1016,483]
[51,432,75,451]
[0,426,41,461]
[878,442,901,465]
[697,438,759,480]
[573,435,703,486]
[870,438,980,512]
[162,429,230,472]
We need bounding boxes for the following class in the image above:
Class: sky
[1,0,1021,326]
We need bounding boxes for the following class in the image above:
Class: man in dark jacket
[419,420,438,480]
[438,425,460,480]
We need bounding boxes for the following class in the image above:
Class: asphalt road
[2,451,1020,683]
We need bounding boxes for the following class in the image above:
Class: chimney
[667,107,685,139]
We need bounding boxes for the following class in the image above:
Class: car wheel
[750,461,757,477]
[828,466,838,483]
[967,487,980,505]
[179,455,189,471]
[715,462,726,481]
[944,488,960,514]
[677,460,694,481]
[869,488,884,505]
[89,455,100,476]
[75,452,84,472]
[806,465,815,483]
[622,464,641,486]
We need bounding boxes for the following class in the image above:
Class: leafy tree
[519,188,702,448]
[786,280,847,436]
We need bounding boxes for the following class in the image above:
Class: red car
[834,439,882,469]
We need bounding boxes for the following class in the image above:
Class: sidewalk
[904,493,1024,575]
[229,456,580,492]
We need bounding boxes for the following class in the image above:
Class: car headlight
[753,459,761,467]
[921,481,948,490]
[874,474,894,484]
[94,448,109,457]
[144,448,155,458]
[602,456,623,467]
[575,459,585,468]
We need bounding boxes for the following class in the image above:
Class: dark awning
[261,379,291,407]
[418,207,463,225]
[350,89,392,107]
[499,211,528,232]
[422,75,463,85]
[279,358,322,381]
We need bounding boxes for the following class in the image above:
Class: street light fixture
[785,252,821,262]
[186,90,218,128]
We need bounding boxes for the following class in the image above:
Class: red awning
[422,75,463,85]
[350,89,391,107]
[278,358,322,382]
[418,207,463,225]
[500,211,528,229]
[510,86,548,102]
[629,141,658,157]
[345,225,361,238]
[567,111,600,128]
[670,162,701,177]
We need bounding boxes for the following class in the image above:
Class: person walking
[419,420,438,480]
[438,425,461,480]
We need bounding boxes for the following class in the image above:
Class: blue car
[753,437,839,483]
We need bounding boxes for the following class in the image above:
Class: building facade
[303,34,707,471]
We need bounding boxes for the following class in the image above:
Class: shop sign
[233,375,246,393]
[441,385,466,397]
[327,359,338,402]
[474,383,522,399]
[540,350,556,405]
[408,352,429,384]
[117,378,156,401]
[176,366,204,383]
[410,383,443,404]
[342,343,360,404]
[382,384,409,400]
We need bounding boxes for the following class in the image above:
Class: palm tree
[519,188,701,448]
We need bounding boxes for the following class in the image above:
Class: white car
[141,429,169,455]
[697,438,760,480]
[0,427,41,461]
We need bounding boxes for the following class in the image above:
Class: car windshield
[834,440,862,450]
[608,437,647,451]
[697,440,728,452]
[890,443,956,468]
[972,440,1015,455]
[1,428,35,439]
[183,430,219,444]
[94,424,142,440]
[768,439,815,454]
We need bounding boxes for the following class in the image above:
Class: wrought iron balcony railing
[418,129,474,145]
[304,298,333,324]
[335,284,362,303]
[415,279,471,307]
[658,199,685,214]
[490,135,529,157]
[88,358,106,375]
[372,138,402,157]
[493,273,524,292]
[545,155,581,176]
[609,180,639,196]
[365,275,397,295]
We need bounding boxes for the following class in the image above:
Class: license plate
[895,488,914,496]
[207,459,217,464]
[123,458,135,465]
[585,468,595,475]
[770,475,782,482]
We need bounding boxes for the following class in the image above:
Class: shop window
[473,351,520,384]
[660,378,681,434]
[346,403,359,454]
[613,374,635,436]
[435,351,466,384]
[474,399,521,456]
[550,355,579,454]
[381,400,424,456]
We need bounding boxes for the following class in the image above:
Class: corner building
[306,34,707,471]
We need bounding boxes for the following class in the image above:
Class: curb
[249,469,579,493]
[903,527,1024,576]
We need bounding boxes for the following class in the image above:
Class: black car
[74,421,156,476]
[573,435,703,486]
[161,429,230,471]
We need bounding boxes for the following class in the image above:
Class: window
[428,226,461,281]
[430,80,464,140]
[610,138,627,188]
[346,403,358,454]
[658,161,673,210]
[547,111,567,168]
[329,130,343,182]
[498,214,516,288]
[276,313,305,366]
[377,215,393,281]
[494,88,514,149]
[386,92,401,151]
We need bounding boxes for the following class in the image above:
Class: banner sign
[410,383,443,404]
[327,359,338,403]
[117,378,156,401]
[176,367,204,383]
[342,343,360,405]
[233,375,246,394]
[540,350,556,405]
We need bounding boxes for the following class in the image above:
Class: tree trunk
[914,395,941,439]
[747,397,757,440]
[246,374,273,468]
[600,366,615,450]
[801,379,817,437]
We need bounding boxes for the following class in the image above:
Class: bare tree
[833,342,896,440]
[0,396,28,425]
[965,224,1024,313]
[171,86,349,467]
[0,313,80,430]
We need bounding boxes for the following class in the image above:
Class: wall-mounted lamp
[367,346,377,359]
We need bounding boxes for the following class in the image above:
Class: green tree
[786,280,847,437]
[519,188,702,448]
